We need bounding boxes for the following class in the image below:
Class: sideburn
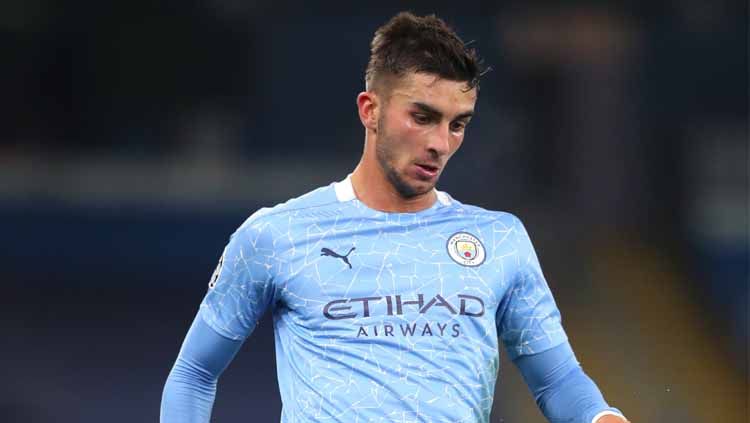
[375,115,420,199]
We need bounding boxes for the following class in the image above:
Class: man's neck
[350,163,437,213]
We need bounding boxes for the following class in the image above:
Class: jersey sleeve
[514,342,625,423]
[496,216,568,360]
[199,216,277,341]
[160,314,244,423]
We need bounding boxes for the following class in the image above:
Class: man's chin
[413,180,437,195]
[397,178,438,199]
[384,166,438,199]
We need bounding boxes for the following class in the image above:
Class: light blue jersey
[199,176,568,422]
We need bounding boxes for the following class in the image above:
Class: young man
[161,12,630,423]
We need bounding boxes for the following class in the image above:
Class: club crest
[447,232,485,267]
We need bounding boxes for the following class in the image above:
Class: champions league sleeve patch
[208,251,225,290]
[446,232,486,267]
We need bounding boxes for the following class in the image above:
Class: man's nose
[426,122,451,157]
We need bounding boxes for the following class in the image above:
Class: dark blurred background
[1,1,747,422]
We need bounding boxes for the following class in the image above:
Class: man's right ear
[356,91,378,132]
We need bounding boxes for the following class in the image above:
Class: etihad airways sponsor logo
[323,294,485,320]
[322,294,485,339]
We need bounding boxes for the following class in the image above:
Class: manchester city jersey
[200,175,568,423]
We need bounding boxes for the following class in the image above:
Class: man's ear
[357,91,379,132]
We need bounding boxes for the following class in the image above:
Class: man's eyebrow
[454,110,474,121]
[412,102,442,117]
[412,102,474,120]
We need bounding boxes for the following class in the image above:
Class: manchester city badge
[446,232,486,267]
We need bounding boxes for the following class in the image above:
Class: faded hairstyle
[365,12,487,93]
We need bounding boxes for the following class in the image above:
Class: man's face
[374,72,477,198]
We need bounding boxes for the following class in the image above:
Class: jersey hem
[198,307,248,342]
[591,409,627,422]
[507,333,569,361]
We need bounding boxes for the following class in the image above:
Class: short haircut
[365,12,486,93]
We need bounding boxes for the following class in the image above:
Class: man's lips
[416,163,439,171]
[414,163,440,178]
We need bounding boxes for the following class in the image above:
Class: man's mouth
[414,163,440,179]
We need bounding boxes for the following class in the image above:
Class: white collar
[334,174,451,206]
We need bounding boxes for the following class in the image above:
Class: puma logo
[321,247,356,269]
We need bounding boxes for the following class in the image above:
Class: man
[161,12,630,423]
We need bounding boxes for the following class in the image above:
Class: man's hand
[596,414,630,423]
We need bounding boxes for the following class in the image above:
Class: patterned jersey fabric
[200,175,568,423]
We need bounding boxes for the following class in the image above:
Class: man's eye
[451,121,467,132]
[413,114,431,124]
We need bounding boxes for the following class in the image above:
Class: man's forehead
[387,72,477,106]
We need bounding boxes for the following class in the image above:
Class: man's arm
[514,341,629,423]
[161,313,243,423]
[161,214,277,421]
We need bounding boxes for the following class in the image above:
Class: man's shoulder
[239,181,341,229]
[443,193,522,228]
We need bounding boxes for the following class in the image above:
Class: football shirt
[200,175,567,422]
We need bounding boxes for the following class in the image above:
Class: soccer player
[161,12,631,423]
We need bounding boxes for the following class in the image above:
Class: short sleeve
[496,216,568,360]
[199,217,276,341]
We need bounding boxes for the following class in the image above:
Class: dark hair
[365,12,487,92]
